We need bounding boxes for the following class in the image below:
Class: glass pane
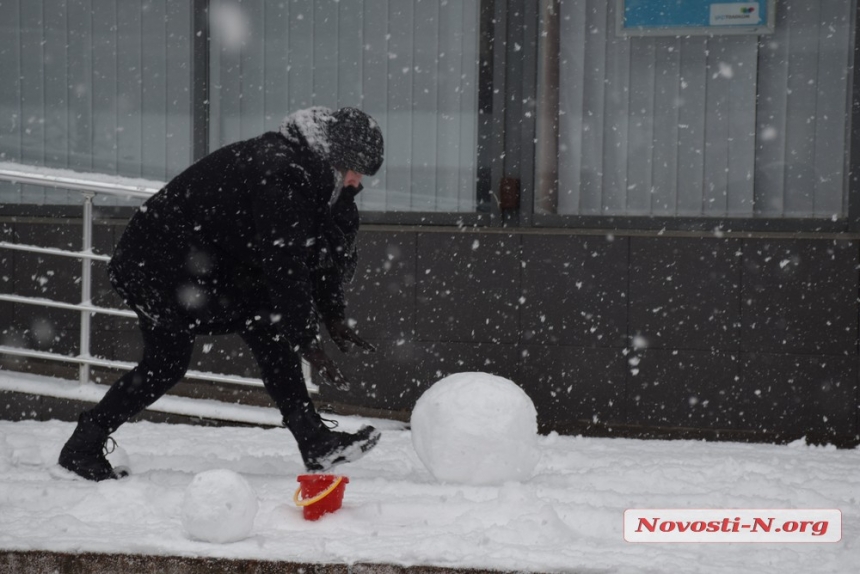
[208,0,482,213]
[0,0,194,207]
[546,0,853,219]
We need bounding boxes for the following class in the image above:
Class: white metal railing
[0,164,314,398]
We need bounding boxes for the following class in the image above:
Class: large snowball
[411,372,540,485]
[181,469,258,543]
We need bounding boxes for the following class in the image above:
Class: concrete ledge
[0,551,529,574]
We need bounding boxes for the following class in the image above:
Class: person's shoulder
[210,132,283,155]
[244,131,293,161]
[263,132,331,181]
[259,131,288,146]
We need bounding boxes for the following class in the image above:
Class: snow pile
[181,469,259,543]
[0,439,9,472]
[0,413,858,573]
[411,372,540,485]
[106,442,131,475]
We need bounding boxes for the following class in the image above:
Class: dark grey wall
[329,230,858,446]
[2,218,858,445]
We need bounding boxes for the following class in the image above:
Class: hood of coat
[279,107,341,204]
[279,106,335,158]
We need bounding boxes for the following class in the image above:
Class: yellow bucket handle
[293,476,344,508]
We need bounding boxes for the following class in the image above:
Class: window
[1,0,856,226]
[0,0,194,207]
[207,0,483,213]
[538,0,855,220]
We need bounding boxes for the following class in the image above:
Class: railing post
[79,192,94,385]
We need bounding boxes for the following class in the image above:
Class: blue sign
[619,0,774,36]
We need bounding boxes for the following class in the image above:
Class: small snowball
[181,469,258,543]
[105,444,130,474]
[411,372,540,485]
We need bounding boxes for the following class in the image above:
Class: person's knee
[140,328,195,376]
[136,347,192,387]
[119,371,148,391]
[158,356,191,381]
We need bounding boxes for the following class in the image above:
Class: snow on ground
[1,374,859,573]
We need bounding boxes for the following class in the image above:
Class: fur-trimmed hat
[325,107,384,176]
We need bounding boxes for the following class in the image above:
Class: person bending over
[59,107,384,481]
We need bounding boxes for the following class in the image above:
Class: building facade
[1,0,858,445]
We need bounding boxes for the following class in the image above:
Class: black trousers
[88,319,311,433]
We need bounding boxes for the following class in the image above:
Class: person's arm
[313,185,376,354]
[252,169,358,390]
[312,185,360,321]
[251,167,321,349]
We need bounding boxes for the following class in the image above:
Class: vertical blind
[208,0,482,213]
[553,0,855,218]
[1,0,854,220]
[0,0,194,206]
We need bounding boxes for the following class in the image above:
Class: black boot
[285,405,381,473]
[58,412,128,481]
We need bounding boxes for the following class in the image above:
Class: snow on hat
[325,107,384,176]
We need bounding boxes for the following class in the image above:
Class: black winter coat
[109,130,359,347]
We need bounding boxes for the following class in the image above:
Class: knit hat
[325,107,384,176]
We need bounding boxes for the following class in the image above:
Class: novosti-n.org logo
[624,509,841,543]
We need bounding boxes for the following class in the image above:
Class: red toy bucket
[293,474,349,521]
